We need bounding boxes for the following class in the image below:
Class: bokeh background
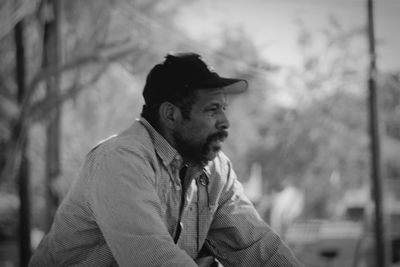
[1,0,400,266]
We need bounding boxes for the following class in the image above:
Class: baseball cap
[143,52,248,105]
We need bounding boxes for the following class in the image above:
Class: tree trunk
[42,0,62,231]
[14,19,31,267]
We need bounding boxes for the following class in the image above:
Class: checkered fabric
[29,118,302,267]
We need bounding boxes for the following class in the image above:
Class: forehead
[193,88,227,104]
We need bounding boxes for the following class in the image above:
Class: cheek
[186,126,207,142]
[184,121,212,142]
[193,116,216,131]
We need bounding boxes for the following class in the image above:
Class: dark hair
[141,89,197,128]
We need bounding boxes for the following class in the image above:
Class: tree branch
[0,0,41,40]
[29,64,109,122]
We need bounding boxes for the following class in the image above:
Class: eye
[207,108,218,116]
[205,103,227,116]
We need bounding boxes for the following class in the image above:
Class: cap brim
[201,78,248,94]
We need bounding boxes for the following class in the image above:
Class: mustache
[207,130,229,143]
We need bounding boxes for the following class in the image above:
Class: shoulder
[210,151,234,176]
[86,122,158,171]
[93,122,152,154]
[206,151,235,187]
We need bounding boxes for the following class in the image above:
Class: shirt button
[199,175,209,186]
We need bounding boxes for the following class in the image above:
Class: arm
[206,162,302,267]
[89,146,197,267]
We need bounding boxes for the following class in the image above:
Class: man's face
[173,88,230,165]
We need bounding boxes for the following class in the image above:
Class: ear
[159,102,180,129]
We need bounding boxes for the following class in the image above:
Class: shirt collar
[138,117,182,169]
[138,117,213,178]
[202,162,212,179]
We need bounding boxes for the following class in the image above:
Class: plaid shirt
[30,118,301,267]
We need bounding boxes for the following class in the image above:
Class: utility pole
[366,0,387,266]
[14,20,31,267]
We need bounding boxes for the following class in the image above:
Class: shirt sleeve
[89,145,197,267]
[205,161,303,267]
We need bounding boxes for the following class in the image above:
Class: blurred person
[29,53,301,267]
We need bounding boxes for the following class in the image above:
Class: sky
[176,0,400,72]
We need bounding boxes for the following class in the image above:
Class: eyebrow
[204,101,228,110]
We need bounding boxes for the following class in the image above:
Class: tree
[226,18,373,219]
[14,18,32,266]
[0,1,197,263]
[246,18,400,220]
[25,0,200,231]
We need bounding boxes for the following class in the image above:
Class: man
[30,53,301,266]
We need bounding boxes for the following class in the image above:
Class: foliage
[0,0,191,184]
[237,19,400,219]
[0,0,196,233]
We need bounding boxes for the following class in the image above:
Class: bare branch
[0,0,41,40]
[27,40,140,94]
[30,64,109,122]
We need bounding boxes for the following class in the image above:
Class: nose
[217,111,230,130]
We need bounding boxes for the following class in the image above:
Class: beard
[174,130,229,165]
[201,130,229,157]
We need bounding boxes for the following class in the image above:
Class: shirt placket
[169,155,185,242]
[180,168,210,258]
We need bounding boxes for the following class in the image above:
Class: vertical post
[42,0,61,231]
[366,0,387,266]
[14,20,31,267]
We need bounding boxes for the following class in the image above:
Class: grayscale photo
[1,0,399,266]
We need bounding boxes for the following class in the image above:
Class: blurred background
[1,0,399,266]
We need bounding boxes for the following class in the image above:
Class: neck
[158,124,178,151]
